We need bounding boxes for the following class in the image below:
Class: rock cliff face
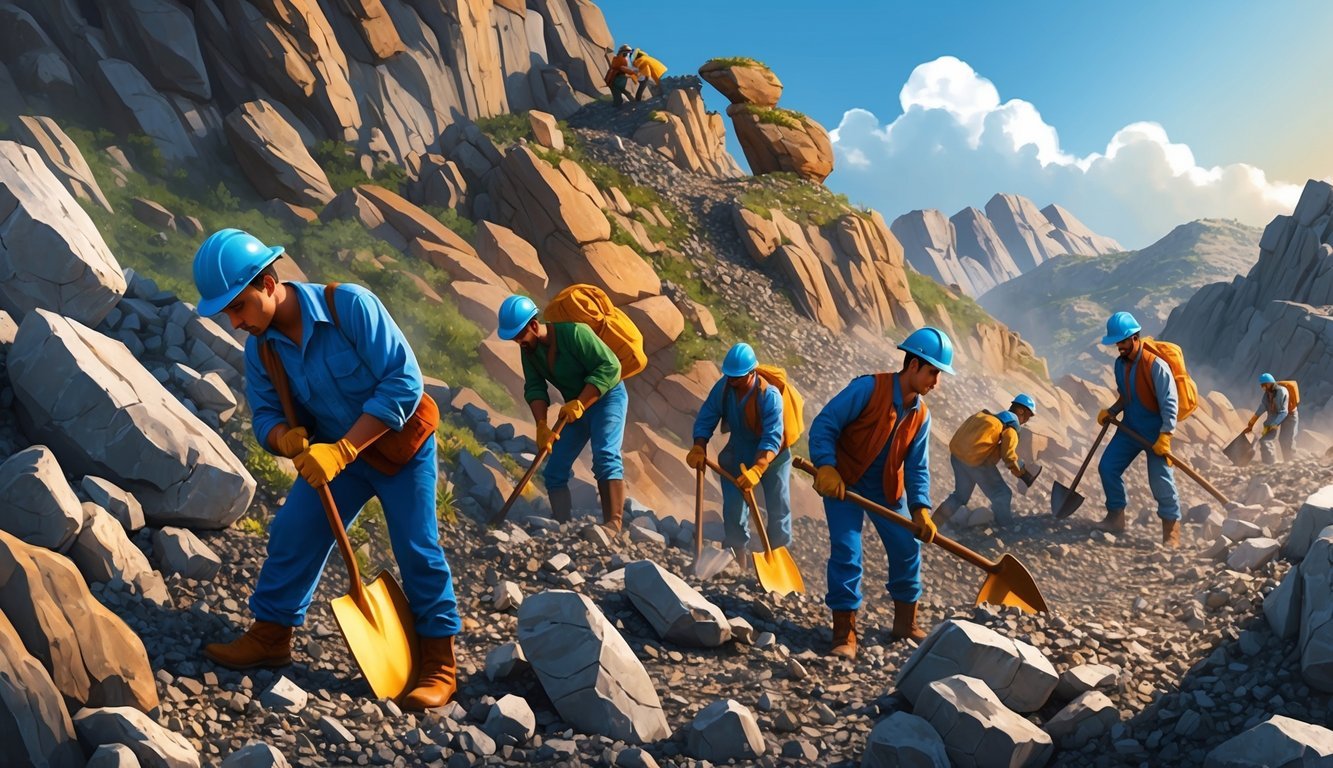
[1163,180,1333,418]
[0,0,613,176]
[891,194,1123,297]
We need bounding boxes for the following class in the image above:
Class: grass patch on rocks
[738,172,864,228]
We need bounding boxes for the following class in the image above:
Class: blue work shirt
[692,377,784,455]
[1111,351,1178,433]
[1256,386,1291,428]
[808,374,932,510]
[245,282,423,449]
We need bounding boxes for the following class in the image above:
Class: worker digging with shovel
[194,229,461,710]
[1247,373,1300,464]
[807,327,955,655]
[497,294,628,535]
[1094,311,1182,547]
[935,394,1040,529]
[686,342,793,569]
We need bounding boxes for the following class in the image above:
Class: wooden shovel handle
[694,465,704,562]
[261,343,364,605]
[489,415,568,527]
[791,456,1001,573]
[1107,417,1231,506]
[1068,419,1113,493]
[703,458,774,556]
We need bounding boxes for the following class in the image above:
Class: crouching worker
[936,394,1037,527]
[195,229,460,710]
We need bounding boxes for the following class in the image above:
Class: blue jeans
[250,438,461,637]
[824,489,922,609]
[1260,410,1299,464]
[717,444,792,549]
[544,383,627,489]
[1098,422,1180,521]
[941,454,1013,524]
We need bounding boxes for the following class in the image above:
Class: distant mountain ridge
[890,193,1123,297]
[977,218,1261,382]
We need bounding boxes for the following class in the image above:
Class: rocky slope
[980,219,1261,382]
[1163,180,1333,424]
[891,195,1124,298]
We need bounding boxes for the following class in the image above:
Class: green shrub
[737,172,862,228]
[705,56,768,69]
[738,104,805,130]
[241,432,294,497]
[423,205,477,242]
[905,271,993,335]
[475,113,533,147]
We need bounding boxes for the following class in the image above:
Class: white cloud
[829,56,1305,248]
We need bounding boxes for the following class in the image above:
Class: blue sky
[599,1,1333,247]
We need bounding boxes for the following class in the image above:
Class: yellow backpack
[544,284,648,380]
[754,364,805,450]
[1141,337,1198,421]
[1279,380,1300,409]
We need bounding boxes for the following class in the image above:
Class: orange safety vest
[1127,347,1163,412]
[834,373,928,502]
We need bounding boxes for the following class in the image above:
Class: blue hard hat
[1100,311,1142,345]
[497,294,540,340]
[193,229,284,316]
[1011,393,1036,415]
[721,342,759,378]
[898,326,956,375]
[1259,373,1276,385]
[996,410,1019,429]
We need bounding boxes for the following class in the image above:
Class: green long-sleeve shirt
[522,322,622,404]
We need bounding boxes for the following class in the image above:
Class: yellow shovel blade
[974,554,1048,614]
[752,546,805,597]
[330,570,419,700]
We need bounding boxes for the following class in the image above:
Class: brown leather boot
[549,487,572,522]
[1096,508,1127,533]
[403,635,458,711]
[204,620,293,669]
[891,600,926,641]
[830,610,858,658]
[599,479,625,535]
[1162,518,1181,548]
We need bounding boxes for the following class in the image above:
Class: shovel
[1053,420,1112,519]
[691,464,733,581]
[705,459,804,596]
[1223,431,1257,467]
[1106,417,1232,506]
[488,415,568,528]
[1018,464,1043,496]
[792,456,1048,614]
[262,344,419,701]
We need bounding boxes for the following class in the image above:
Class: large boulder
[623,560,730,647]
[8,310,255,529]
[516,590,670,744]
[896,619,1058,713]
[726,104,833,183]
[0,610,83,768]
[698,59,782,107]
[0,446,84,552]
[15,115,113,213]
[1300,525,1333,691]
[102,0,211,101]
[92,58,197,163]
[632,88,743,178]
[1204,715,1333,767]
[73,706,200,768]
[69,502,169,606]
[1288,485,1333,561]
[1042,691,1118,750]
[225,100,335,207]
[475,221,549,298]
[861,711,949,768]
[0,141,126,327]
[684,699,765,762]
[914,675,1053,768]
[622,296,685,356]
[0,530,158,712]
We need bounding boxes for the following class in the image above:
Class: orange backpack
[1139,337,1198,421]
[1279,380,1300,409]
[754,365,805,450]
[544,284,648,380]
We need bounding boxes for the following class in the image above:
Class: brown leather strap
[324,282,342,328]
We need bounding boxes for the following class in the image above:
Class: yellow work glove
[685,444,707,470]
[1152,432,1174,467]
[1261,424,1276,437]
[294,439,358,487]
[273,426,309,459]
[1096,408,1113,427]
[737,462,765,492]
[911,506,937,544]
[536,421,558,453]
[813,465,845,500]
[558,399,586,423]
